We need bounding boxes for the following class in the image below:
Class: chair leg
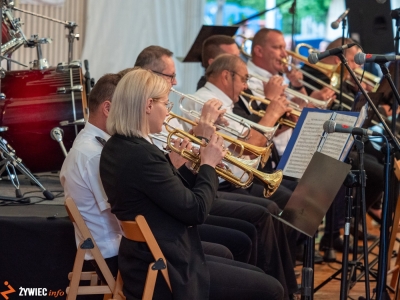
[142,263,158,300]
[66,249,86,300]
[111,271,125,300]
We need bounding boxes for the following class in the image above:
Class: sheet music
[321,114,357,160]
[282,111,358,179]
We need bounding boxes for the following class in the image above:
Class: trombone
[162,122,283,198]
[165,112,272,169]
[170,87,279,141]
[240,91,299,128]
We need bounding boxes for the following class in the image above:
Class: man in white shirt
[248,28,335,156]
[60,73,123,278]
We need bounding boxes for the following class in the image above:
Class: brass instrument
[354,67,380,92]
[165,112,272,169]
[171,87,279,141]
[163,121,282,198]
[240,91,299,128]
[248,73,330,109]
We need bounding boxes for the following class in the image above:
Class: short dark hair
[134,45,173,72]
[88,73,123,113]
[251,28,282,55]
[202,35,236,68]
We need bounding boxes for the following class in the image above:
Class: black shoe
[319,235,363,254]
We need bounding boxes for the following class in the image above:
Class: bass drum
[0,66,86,173]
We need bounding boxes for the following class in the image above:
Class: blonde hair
[107,68,170,137]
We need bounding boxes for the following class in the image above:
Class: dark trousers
[199,221,252,262]
[206,255,284,300]
[209,194,298,299]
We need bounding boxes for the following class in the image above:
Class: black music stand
[177,25,239,63]
[272,151,351,300]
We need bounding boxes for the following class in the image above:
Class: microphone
[50,127,68,157]
[354,52,400,64]
[323,120,381,136]
[331,8,350,29]
[308,43,357,64]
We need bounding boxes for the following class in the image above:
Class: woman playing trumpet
[99,68,284,300]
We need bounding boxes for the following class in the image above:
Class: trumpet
[240,91,299,128]
[170,87,279,141]
[162,122,282,198]
[248,73,330,109]
[165,112,272,169]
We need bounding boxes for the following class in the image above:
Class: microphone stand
[337,51,399,300]
[338,18,347,111]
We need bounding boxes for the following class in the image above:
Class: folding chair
[64,197,124,300]
[119,215,172,299]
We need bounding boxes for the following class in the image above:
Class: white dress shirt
[246,60,293,156]
[194,82,252,183]
[60,122,122,260]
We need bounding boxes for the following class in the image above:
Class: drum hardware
[0,136,54,202]
[0,126,7,132]
[59,118,86,127]
[1,4,27,57]
[50,127,67,158]
[57,85,83,94]
[11,6,79,63]
[0,53,27,68]
[56,61,81,72]
[84,59,95,101]
[25,34,50,70]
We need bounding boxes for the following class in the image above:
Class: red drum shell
[0,67,86,173]
[2,22,13,44]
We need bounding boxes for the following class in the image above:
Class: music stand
[177,25,239,63]
[272,151,351,300]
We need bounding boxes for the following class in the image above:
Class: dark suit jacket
[100,134,218,300]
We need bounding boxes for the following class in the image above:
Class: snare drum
[1,7,26,56]
[0,66,87,173]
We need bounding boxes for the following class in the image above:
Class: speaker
[346,0,394,54]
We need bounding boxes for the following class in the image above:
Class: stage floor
[0,172,65,207]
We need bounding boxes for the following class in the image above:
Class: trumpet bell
[256,169,283,198]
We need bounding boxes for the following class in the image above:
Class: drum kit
[0,0,92,202]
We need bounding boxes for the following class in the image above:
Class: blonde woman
[100,68,283,300]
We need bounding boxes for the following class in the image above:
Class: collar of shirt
[197,82,234,111]
[85,121,111,142]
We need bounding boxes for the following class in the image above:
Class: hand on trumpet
[285,67,305,93]
[309,87,336,106]
[199,133,228,168]
[263,76,287,100]
[192,111,217,142]
[200,98,229,126]
[168,137,193,169]
[261,95,292,127]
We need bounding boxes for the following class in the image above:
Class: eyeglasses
[230,71,249,84]
[152,70,177,83]
[165,101,174,112]
[154,99,174,112]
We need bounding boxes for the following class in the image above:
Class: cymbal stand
[10,5,79,63]
[0,136,54,201]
